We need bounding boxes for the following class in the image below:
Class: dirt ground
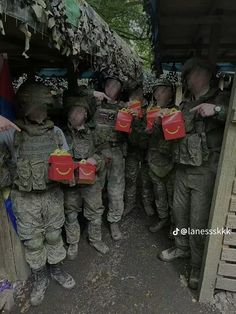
[12,207,222,314]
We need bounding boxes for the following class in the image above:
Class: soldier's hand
[0,115,21,132]
[190,103,216,117]
[87,157,97,166]
[93,91,112,102]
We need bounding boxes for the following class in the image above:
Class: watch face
[215,106,221,113]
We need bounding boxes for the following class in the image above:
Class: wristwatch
[214,105,222,114]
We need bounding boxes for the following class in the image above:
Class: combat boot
[144,205,155,217]
[88,222,109,254]
[50,263,75,289]
[149,217,169,233]
[188,267,200,290]
[67,243,79,261]
[110,222,122,241]
[30,266,49,306]
[158,246,190,262]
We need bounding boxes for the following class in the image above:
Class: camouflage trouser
[11,187,66,270]
[124,147,154,210]
[173,165,216,268]
[100,146,125,223]
[149,168,175,219]
[64,179,104,244]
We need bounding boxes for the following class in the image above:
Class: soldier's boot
[67,243,79,261]
[188,267,200,290]
[30,266,49,306]
[158,246,191,262]
[149,217,169,233]
[144,205,155,217]
[110,223,122,241]
[50,263,75,289]
[88,222,109,254]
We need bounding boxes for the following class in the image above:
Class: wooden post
[0,193,29,282]
[199,73,236,302]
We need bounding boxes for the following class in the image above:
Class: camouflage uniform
[171,87,229,269]
[124,116,154,216]
[63,120,107,252]
[93,101,127,224]
[10,119,67,270]
[0,83,75,306]
[147,121,175,223]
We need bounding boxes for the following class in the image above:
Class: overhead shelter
[145,0,236,304]
[144,0,236,72]
[0,0,142,81]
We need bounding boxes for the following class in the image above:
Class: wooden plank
[221,248,236,262]
[226,214,236,228]
[218,262,236,278]
[199,73,236,303]
[0,196,17,281]
[224,232,236,245]
[229,196,236,212]
[233,179,236,195]
[216,276,236,292]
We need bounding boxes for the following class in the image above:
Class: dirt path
[20,210,219,314]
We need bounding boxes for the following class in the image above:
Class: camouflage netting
[0,0,142,82]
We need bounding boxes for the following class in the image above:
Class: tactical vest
[13,120,61,192]
[172,88,227,167]
[66,126,95,160]
[93,102,124,145]
[0,143,12,189]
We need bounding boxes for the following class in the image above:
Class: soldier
[0,82,75,306]
[93,76,127,240]
[147,79,176,233]
[124,83,154,217]
[63,94,109,257]
[159,58,229,290]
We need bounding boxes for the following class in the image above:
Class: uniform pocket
[15,160,32,191]
[31,160,47,191]
[187,134,202,166]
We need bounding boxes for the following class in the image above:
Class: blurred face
[153,86,173,108]
[186,67,211,96]
[68,106,87,129]
[105,79,122,101]
[129,87,144,102]
[26,105,48,124]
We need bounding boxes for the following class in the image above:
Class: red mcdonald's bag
[115,108,133,133]
[146,107,161,130]
[128,100,143,118]
[48,150,75,182]
[76,160,96,185]
[162,109,186,140]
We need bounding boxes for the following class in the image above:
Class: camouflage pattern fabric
[64,180,104,244]
[172,87,229,268]
[99,147,125,223]
[125,148,154,211]
[173,165,216,267]
[1,0,142,82]
[11,187,66,270]
[0,143,11,189]
[64,122,105,244]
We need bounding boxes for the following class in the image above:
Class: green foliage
[87,0,152,68]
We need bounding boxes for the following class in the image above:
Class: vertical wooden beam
[199,73,236,303]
